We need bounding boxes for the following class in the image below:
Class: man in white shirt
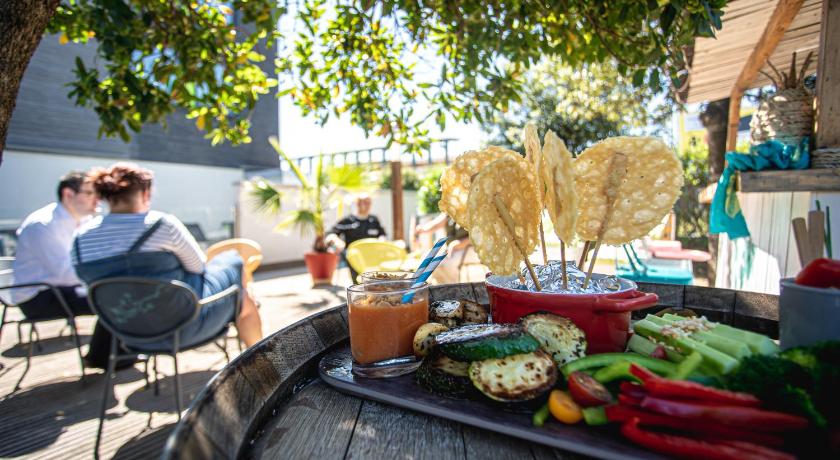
[12,171,118,367]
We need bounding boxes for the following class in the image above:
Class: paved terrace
[0,266,353,459]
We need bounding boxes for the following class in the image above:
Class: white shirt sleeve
[160,215,206,274]
[21,222,81,286]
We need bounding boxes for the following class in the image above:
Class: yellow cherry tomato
[548,390,583,424]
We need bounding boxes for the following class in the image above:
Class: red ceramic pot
[304,251,339,286]
[486,274,658,354]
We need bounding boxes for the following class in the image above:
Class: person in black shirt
[325,194,386,281]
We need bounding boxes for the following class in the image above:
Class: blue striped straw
[415,237,448,273]
[402,252,447,303]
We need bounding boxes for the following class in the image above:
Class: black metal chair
[0,258,86,391]
[86,276,240,459]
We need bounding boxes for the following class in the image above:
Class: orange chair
[206,238,263,285]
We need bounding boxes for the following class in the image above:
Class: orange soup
[348,297,429,365]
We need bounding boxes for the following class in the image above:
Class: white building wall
[0,150,242,248]
[715,190,840,294]
[237,186,419,265]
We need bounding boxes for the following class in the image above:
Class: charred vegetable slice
[413,323,449,357]
[520,312,587,367]
[429,300,463,327]
[436,323,540,361]
[469,350,558,402]
[416,354,473,397]
[459,299,489,324]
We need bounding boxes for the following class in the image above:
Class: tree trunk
[699,98,730,181]
[699,97,730,287]
[0,0,59,166]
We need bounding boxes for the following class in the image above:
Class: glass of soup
[346,280,429,377]
[358,270,417,284]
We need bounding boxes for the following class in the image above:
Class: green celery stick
[633,320,738,375]
[660,313,778,356]
[646,314,751,359]
[710,323,779,355]
[627,333,686,363]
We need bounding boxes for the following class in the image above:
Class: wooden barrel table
[161,282,779,459]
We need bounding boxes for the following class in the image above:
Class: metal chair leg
[31,324,42,352]
[69,318,85,380]
[94,338,118,460]
[143,358,150,390]
[153,355,159,396]
[0,305,6,345]
[173,334,183,418]
[13,327,35,392]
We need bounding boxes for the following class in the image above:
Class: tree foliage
[485,59,672,155]
[38,0,725,152]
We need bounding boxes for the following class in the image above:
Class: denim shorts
[174,250,243,348]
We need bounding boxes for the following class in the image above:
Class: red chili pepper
[628,363,658,383]
[605,405,785,447]
[795,258,840,288]
[620,418,794,460]
[640,396,809,432]
[643,378,761,407]
[618,394,642,407]
[619,381,647,400]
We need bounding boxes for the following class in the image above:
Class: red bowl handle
[593,290,659,313]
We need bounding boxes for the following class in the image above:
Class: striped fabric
[72,211,206,274]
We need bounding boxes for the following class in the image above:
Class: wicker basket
[750,88,814,146]
[811,148,840,169]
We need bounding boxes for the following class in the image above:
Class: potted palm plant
[250,136,368,285]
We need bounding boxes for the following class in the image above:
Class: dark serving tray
[319,345,666,460]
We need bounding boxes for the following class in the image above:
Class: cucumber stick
[633,320,738,375]
[644,315,751,359]
[561,352,675,377]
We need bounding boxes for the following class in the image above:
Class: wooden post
[391,160,404,241]
[726,0,805,151]
[816,0,840,148]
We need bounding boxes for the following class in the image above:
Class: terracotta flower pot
[304,251,339,286]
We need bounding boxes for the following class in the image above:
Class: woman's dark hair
[90,162,154,204]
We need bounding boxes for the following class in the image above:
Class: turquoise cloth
[710,138,810,239]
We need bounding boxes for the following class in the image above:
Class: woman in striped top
[73,163,263,348]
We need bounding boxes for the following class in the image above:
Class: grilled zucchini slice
[459,299,489,324]
[429,300,463,327]
[520,312,587,367]
[435,323,540,362]
[413,322,449,357]
[416,354,473,397]
[469,350,557,402]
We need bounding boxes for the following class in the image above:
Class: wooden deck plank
[250,381,361,459]
[345,399,465,460]
[462,425,536,460]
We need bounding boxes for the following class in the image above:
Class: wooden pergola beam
[816,0,840,148]
[727,0,806,151]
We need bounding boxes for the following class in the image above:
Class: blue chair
[616,245,694,285]
[86,276,240,458]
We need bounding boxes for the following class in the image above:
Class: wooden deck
[0,266,350,459]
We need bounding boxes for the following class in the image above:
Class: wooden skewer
[494,195,541,291]
[582,241,603,289]
[792,217,813,266]
[582,153,628,289]
[808,210,826,260]
[578,241,591,268]
[539,220,548,265]
[560,241,568,290]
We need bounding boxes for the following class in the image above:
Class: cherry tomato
[568,371,614,407]
[548,390,583,424]
[650,345,667,360]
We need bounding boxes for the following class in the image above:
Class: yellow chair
[206,238,263,286]
[345,239,408,282]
